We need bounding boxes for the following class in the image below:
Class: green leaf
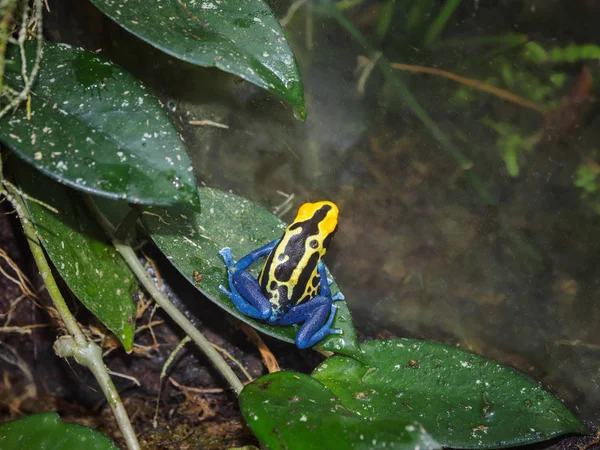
[239,372,440,450]
[15,161,138,351]
[0,41,198,207]
[0,412,118,450]
[522,42,548,63]
[89,0,305,119]
[423,0,461,47]
[312,339,589,449]
[142,187,360,358]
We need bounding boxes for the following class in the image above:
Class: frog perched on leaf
[219,201,345,349]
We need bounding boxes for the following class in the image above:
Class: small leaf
[89,0,305,119]
[0,412,118,450]
[0,42,198,207]
[239,372,440,450]
[312,339,589,449]
[142,187,360,358]
[15,162,138,351]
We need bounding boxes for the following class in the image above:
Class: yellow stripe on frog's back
[259,202,338,313]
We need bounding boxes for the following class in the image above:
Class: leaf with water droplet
[14,161,138,351]
[240,371,440,450]
[142,187,360,358]
[0,412,118,450]
[89,0,305,120]
[312,339,589,449]
[0,42,199,207]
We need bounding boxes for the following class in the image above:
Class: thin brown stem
[389,61,546,114]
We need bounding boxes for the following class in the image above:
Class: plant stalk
[84,195,245,394]
[3,182,141,450]
[0,0,18,91]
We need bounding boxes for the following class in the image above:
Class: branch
[83,195,245,395]
[388,62,546,113]
[2,180,141,450]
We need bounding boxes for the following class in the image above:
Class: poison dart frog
[218,201,345,349]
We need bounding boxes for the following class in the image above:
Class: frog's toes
[330,328,343,335]
[327,277,333,286]
[332,292,345,301]
[219,247,234,267]
[324,303,340,327]
[218,285,232,298]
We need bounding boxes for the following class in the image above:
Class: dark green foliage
[0,413,118,450]
[1,42,199,207]
[89,0,305,118]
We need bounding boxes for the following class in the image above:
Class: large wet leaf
[15,162,138,351]
[239,372,440,450]
[142,187,360,358]
[90,0,305,119]
[312,339,589,449]
[0,42,198,207]
[0,412,118,450]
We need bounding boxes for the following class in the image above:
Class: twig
[107,369,141,386]
[0,246,37,298]
[1,180,58,213]
[239,322,280,373]
[356,52,381,95]
[0,343,37,413]
[0,0,18,91]
[134,319,164,335]
[273,191,295,218]
[154,336,191,428]
[188,119,229,129]
[0,323,48,334]
[169,377,226,394]
[280,0,307,27]
[388,61,546,113]
[0,0,44,120]
[210,342,253,381]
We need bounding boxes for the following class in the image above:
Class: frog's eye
[309,239,319,249]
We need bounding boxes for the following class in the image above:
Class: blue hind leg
[219,270,272,319]
[276,295,343,349]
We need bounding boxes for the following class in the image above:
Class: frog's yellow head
[295,201,338,239]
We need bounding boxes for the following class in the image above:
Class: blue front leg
[317,261,345,302]
[225,239,279,272]
[218,241,279,320]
